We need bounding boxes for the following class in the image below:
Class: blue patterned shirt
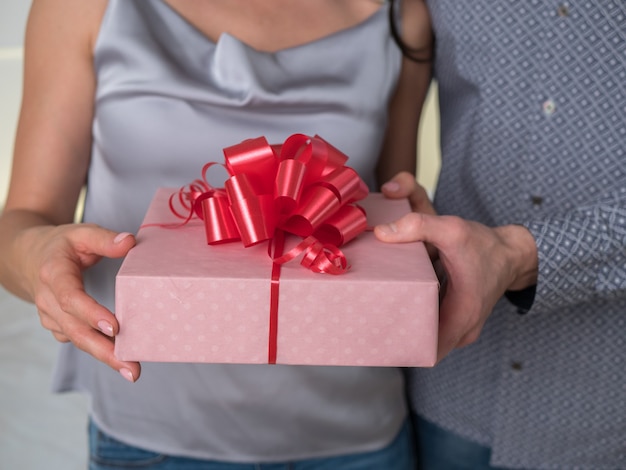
[410,1,626,468]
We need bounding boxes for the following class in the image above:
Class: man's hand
[375,173,538,361]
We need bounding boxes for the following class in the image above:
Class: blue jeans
[414,415,512,470]
[89,418,415,470]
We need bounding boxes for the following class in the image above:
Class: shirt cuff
[505,285,536,314]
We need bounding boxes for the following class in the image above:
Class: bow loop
[171,134,369,274]
[199,193,240,244]
[274,158,307,216]
[223,137,278,195]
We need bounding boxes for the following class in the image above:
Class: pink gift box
[115,188,439,366]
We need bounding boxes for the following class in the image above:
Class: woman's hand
[380,171,436,216]
[375,173,538,362]
[14,221,141,382]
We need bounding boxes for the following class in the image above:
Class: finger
[436,293,467,361]
[38,305,65,336]
[58,283,119,336]
[64,320,142,382]
[51,331,71,343]
[436,289,487,361]
[39,255,120,336]
[408,185,436,215]
[37,288,142,381]
[375,213,464,247]
[380,172,436,215]
[373,212,432,244]
[380,171,418,199]
[457,328,482,349]
[69,226,136,264]
[438,324,483,362]
[433,259,446,289]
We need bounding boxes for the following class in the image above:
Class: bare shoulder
[26,0,108,54]
[398,0,432,52]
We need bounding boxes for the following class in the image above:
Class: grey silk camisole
[51,0,406,461]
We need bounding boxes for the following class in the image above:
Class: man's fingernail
[113,232,132,244]
[97,320,114,337]
[377,223,398,235]
[382,181,400,192]
[119,368,135,383]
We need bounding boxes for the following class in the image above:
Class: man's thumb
[374,212,428,243]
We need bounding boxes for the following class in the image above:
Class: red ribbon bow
[170,134,369,274]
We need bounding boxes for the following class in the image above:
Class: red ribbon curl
[170,134,369,274]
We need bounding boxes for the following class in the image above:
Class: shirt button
[531,195,544,206]
[511,361,523,371]
[557,5,569,17]
[542,99,556,116]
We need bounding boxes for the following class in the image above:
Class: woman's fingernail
[382,181,400,192]
[97,320,114,337]
[119,368,135,383]
[113,232,132,244]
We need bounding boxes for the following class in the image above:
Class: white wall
[418,83,441,195]
[0,0,30,48]
[0,0,29,207]
[0,4,440,208]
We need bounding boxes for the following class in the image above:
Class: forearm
[0,209,56,301]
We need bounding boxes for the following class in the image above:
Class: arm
[376,0,433,186]
[375,177,626,362]
[0,0,140,381]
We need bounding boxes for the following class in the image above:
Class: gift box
[114,189,439,367]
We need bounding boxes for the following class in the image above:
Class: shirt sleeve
[523,185,626,314]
